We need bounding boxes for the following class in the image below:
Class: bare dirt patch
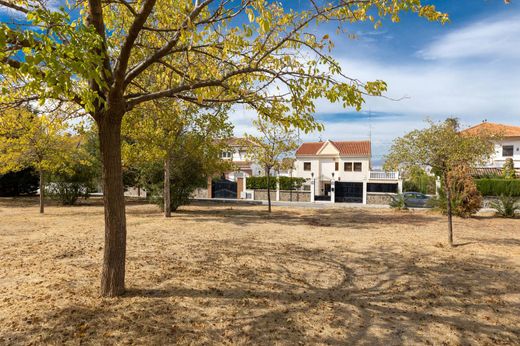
[1,198,519,345]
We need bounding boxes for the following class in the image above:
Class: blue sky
[231,0,520,166]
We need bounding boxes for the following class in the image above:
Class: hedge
[246,176,306,190]
[475,179,520,197]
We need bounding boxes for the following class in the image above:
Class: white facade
[489,138,520,168]
[294,140,401,203]
[220,139,261,180]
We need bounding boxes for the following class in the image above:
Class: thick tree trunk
[97,114,127,297]
[164,154,171,218]
[443,173,454,247]
[39,170,44,214]
[266,167,272,213]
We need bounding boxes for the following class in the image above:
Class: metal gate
[335,182,363,203]
[212,179,237,199]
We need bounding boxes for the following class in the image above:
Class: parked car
[402,192,432,208]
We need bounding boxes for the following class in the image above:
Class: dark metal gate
[212,179,237,199]
[335,182,363,203]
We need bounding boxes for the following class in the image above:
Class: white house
[463,122,520,170]
[294,140,401,203]
[220,137,262,181]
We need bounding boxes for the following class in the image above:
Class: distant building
[463,122,520,170]
[294,140,401,203]
[219,137,261,180]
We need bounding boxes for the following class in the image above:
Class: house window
[354,162,362,172]
[503,145,514,157]
[335,162,339,171]
[304,162,311,171]
[344,162,352,171]
[220,151,232,158]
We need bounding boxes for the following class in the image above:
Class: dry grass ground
[0,198,519,345]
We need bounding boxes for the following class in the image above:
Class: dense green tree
[0,108,76,213]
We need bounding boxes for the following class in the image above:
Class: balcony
[369,171,399,180]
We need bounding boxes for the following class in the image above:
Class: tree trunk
[39,170,44,214]
[97,114,127,297]
[164,154,171,218]
[443,173,454,247]
[266,167,272,213]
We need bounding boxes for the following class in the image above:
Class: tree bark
[443,173,454,247]
[39,170,44,214]
[266,166,272,213]
[97,114,127,297]
[164,154,171,218]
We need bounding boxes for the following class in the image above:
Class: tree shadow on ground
[173,206,434,229]
[4,240,519,345]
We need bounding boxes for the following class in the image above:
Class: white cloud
[418,14,520,60]
[233,13,520,160]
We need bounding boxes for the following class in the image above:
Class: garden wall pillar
[310,179,315,203]
[330,179,335,203]
[362,181,367,204]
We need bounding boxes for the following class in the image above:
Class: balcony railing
[369,171,399,180]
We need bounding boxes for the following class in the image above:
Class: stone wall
[192,188,209,199]
[367,193,394,205]
[280,190,311,202]
[252,189,311,202]
[253,189,276,202]
[482,197,499,208]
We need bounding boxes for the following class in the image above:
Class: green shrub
[47,182,90,205]
[475,179,520,197]
[435,166,482,218]
[0,168,39,196]
[144,156,207,212]
[389,194,408,211]
[490,194,520,218]
[246,176,305,190]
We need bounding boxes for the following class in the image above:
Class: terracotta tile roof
[296,140,371,156]
[469,167,520,178]
[330,140,371,156]
[296,142,325,155]
[462,122,520,137]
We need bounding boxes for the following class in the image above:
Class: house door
[335,182,363,203]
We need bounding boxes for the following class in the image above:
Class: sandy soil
[0,198,519,345]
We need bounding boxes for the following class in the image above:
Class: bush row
[475,179,520,197]
[246,176,306,190]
